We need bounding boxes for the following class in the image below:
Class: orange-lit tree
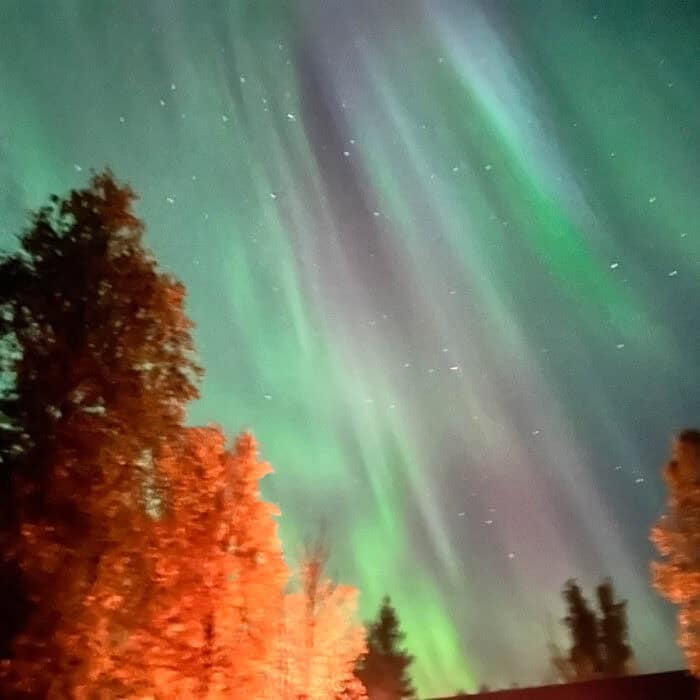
[115,428,289,699]
[118,431,368,700]
[0,172,199,696]
[651,429,700,676]
[218,430,289,698]
[282,537,367,700]
[0,170,368,699]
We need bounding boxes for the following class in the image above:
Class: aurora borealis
[1,0,700,695]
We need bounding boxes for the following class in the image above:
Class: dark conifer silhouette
[550,578,633,682]
[597,578,633,676]
[563,579,601,679]
[358,596,416,700]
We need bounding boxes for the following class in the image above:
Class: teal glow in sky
[2,1,700,695]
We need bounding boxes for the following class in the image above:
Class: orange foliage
[1,173,367,698]
[116,428,288,698]
[651,430,700,676]
[1,171,199,697]
[280,543,367,700]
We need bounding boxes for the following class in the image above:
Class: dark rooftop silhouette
[430,670,696,700]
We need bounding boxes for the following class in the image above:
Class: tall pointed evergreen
[562,580,601,680]
[597,579,633,676]
[552,578,634,682]
[358,596,415,700]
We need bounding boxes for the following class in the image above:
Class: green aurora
[1,1,700,694]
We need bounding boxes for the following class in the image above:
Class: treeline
[549,578,633,682]
[468,425,700,694]
[548,429,700,690]
[3,171,699,699]
[0,172,416,699]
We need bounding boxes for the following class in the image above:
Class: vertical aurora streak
[1,1,699,695]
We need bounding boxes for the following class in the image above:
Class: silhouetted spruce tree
[651,429,700,676]
[0,171,200,696]
[358,596,416,700]
[597,578,633,676]
[551,578,633,682]
[562,579,601,680]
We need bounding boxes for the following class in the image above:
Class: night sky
[2,1,700,695]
